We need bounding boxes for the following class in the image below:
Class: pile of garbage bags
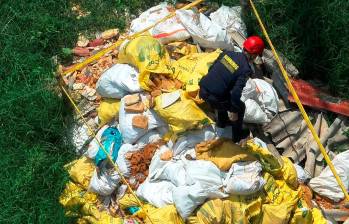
[58,2,339,224]
[61,136,329,223]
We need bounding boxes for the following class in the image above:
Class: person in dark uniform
[199,36,265,143]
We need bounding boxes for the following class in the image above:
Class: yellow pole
[63,0,204,75]
[248,0,349,201]
[60,85,155,223]
[58,2,207,222]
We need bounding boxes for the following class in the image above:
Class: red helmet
[243,36,265,55]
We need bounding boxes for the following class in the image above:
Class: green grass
[0,0,160,223]
[239,0,349,98]
[214,0,348,97]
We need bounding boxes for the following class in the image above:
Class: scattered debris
[71,4,91,19]
[101,29,119,40]
[77,34,89,47]
[57,2,349,223]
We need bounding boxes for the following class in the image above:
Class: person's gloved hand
[227,111,238,122]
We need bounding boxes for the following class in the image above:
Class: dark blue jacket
[199,51,252,112]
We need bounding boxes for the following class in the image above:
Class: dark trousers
[216,100,246,142]
[199,87,246,142]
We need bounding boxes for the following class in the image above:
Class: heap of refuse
[58,2,349,224]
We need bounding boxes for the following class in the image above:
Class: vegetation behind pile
[237,0,348,97]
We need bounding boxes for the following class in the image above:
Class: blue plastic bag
[95,127,122,166]
[127,206,140,214]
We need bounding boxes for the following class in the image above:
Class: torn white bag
[244,99,269,123]
[115,143,141,176]
[309,150,349,202]
[149,159,188,187]
[209,5,247,37]
[118,94,166,144]
[88,169,120,196]
[253,79,279,115]
[135,127,167,148]
[147,145,187,186]
[172,160,227,219]
[96,64,141,99]
[170,125,216,156]
[85,125,109,160]
[241,78,279,123]
[130,3,190,44]
[223,161,265,195]
[176,9,233,50]
[136,179,176,208]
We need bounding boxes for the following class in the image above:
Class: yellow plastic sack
[289,199,313,224]
[279,157,299,190]
[166,42,198,59]
[64,156,95,189]
[188,195,263,224]
[118,35,174,91]
[195,138,256,171]
[289,201,327,224]
[173,49,222,92]
[59,181,99,217]
[187,199,233,224]
[183,89,204,104]
[227,194,263,224]
[246,141,297,189]
[81,215,123,224]
[80,203,123,224]
[77,218,89,224]
[59,177,140,224]
[154,90,212,137]
[312,208,327,224]
[260,173,300,224]
[118,193,139,210]
[261,204,289,224]
[245,140,283,174]
[97,98,120,126]
[137,204,184,224]
[119,194,183,224]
